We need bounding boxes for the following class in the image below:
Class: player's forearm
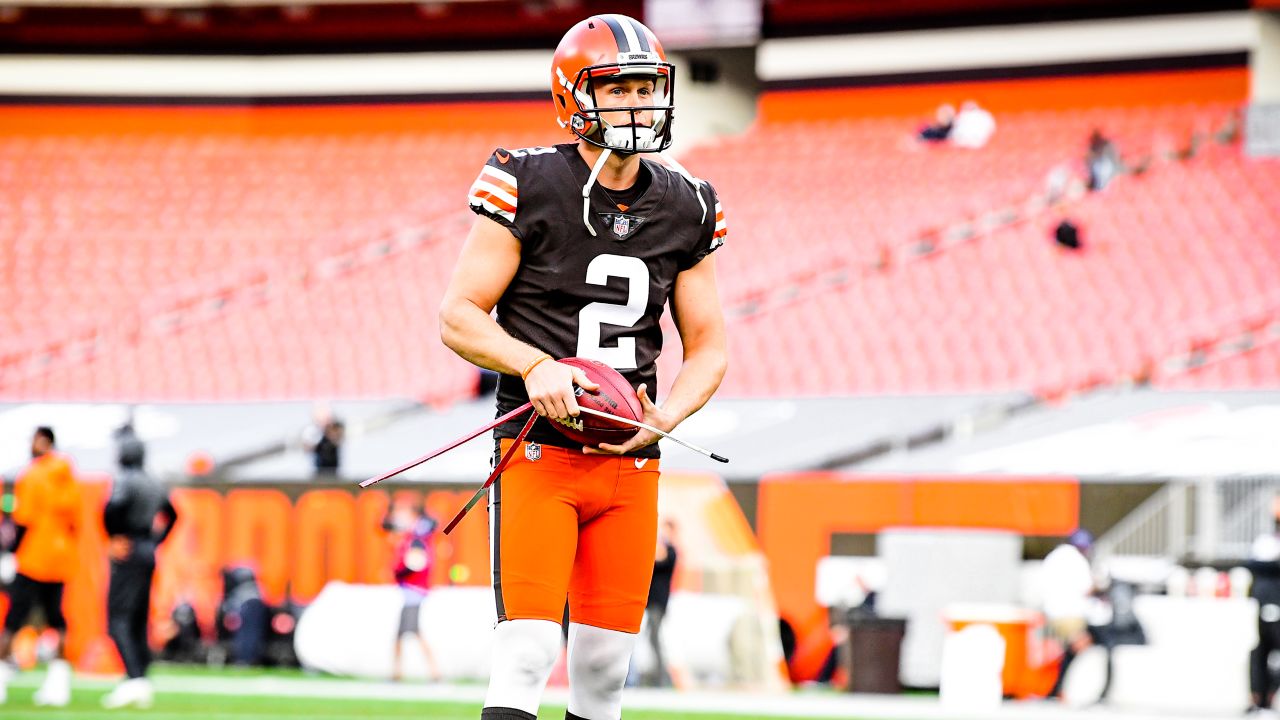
[658,345,726,428]
[439,296,545,377]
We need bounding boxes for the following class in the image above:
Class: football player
[439,13,727,720]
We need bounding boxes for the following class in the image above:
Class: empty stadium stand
[713,138,1280,397]
[3,72,1276,401]
[0,104,550,402]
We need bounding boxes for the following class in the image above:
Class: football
[549,357,643,447]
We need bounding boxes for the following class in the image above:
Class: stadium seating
[0,119,548,402]
[709,133,1280,396]
[3,94,1276,401]
[686,103,1236,305]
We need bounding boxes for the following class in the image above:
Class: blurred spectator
[387,502,441,682]
[950,101,996,148]
[0,427,81,708]
[917,103,956,143]
[315,420,344,476]
[303,407,345,477]
[217,565,269,666]
[1085,129,1122,191]
[1054,218,1084,251]
[159,600,205,664]
[1248,524,1280,714]
[1087,579,1146,703]
[1042,529,1096,699]
[101,428,178,709]
[640,518,678,687]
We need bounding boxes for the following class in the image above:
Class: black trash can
[846,616,906,694]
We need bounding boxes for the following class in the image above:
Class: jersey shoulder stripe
[468,163,520,224]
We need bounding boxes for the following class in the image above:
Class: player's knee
[493,619,561,685]
[507,638,558,684]
[485,620,563,714]
[569,639,629,687]
[567,623,636,717]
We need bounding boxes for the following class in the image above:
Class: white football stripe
[469,196,515,223]
[609,14,642,53]
[481,164,518,188]
[470,180,518,208]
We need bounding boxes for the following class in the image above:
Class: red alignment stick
[442,409,538,535]
[358,402,533,488]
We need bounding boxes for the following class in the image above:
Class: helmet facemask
[564,62,674,154]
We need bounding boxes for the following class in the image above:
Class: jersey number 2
[577,254,648,369]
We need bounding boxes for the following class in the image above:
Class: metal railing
[1095,480,1191,561]
[1219,479,1279,560]
[1096,476,1280,562]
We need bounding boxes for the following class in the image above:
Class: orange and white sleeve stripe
[711,200,727,247]
[468,165,518,224]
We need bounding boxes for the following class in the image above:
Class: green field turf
[1,667,876,720]
[1,687,861,720]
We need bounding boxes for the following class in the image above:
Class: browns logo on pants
[489,439,659,634]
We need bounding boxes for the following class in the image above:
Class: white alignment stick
[576,407,728,463]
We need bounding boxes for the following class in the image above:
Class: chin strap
[658,153,708,224]
[581,148,613,237]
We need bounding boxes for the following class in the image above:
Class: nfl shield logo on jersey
[613,214,631,237]
[600,212,645,240]
[525,442,541,462]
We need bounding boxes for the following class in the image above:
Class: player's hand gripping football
[524,358,600,421]
[584,383,674,456]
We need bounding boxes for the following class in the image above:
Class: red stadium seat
[2,98,1274,400]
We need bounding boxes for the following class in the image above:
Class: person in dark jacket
[640,518,678,687]
[100,431,178,710]
[1249,530,1280,714]
[311,419,344,477]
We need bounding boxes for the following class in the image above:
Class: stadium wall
[1,471,1090,683]
[756,64,1249,120]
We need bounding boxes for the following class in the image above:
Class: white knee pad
[484,619,563,714]
[567,623,639,720]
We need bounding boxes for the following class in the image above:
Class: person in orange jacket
[0,427,81,707]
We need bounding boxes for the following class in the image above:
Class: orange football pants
[488,439,660,634]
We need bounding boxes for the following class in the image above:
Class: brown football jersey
[467,143,726,457]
